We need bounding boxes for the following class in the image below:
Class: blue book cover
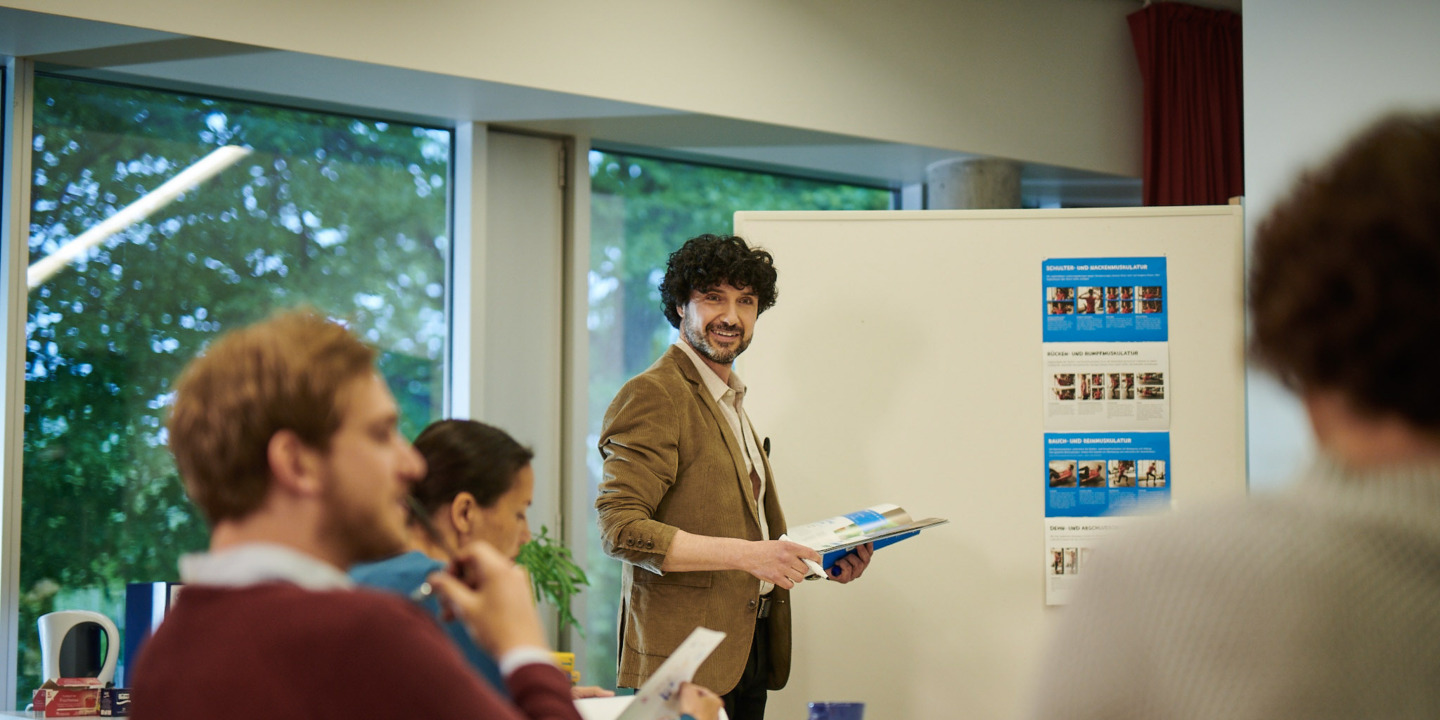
[784,505,948,577]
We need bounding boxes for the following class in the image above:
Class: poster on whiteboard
[1044,516,1142,606]
[1041,256,1168,343]
[1041,256,1172,604]
[1043,432,1171,517]
[1042,342,1169,430]
[1042,431,1171,605]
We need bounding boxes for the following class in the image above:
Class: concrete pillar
[925,157,1023,209]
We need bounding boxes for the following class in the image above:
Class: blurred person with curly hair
[596,234,873,719]
[1028,113,1440,720]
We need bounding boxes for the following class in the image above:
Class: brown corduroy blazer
[595,345,791,695]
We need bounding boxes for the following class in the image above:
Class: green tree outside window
[16,75,450,705]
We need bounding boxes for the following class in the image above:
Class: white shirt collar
[179,542,355,591]
[675,340,746,403]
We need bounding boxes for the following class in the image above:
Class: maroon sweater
[131,583,580,720]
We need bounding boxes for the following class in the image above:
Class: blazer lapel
[665,347,764,529]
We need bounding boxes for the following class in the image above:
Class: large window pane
[16,75,450,704]
[583,150,892,688]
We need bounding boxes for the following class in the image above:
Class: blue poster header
[1042,256,1168,342]
[1044,431,1170,518]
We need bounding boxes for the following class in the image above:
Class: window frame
[2,56,37,710]
[591,140,901,204]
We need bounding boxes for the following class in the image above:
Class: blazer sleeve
[595,373,682,574]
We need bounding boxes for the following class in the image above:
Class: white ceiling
[1,6,1142,206]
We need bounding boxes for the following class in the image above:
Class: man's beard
[682,316,750,365]
[319,471,406,567]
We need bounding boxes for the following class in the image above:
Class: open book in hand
[781,504,948,579]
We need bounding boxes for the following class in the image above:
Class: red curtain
[1129,3,1243,206]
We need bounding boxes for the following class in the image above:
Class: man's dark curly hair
[1249,111,1440,429]
[659,234,779,328]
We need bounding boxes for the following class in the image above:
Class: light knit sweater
[1028,457,1440,720]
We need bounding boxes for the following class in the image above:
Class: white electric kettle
[38,610,120,685]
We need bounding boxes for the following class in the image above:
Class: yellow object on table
[552,652,580,684]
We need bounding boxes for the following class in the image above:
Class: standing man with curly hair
[1027,113,1440,719]
[597,234,873,719]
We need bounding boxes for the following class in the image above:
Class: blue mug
[808,701,864,720]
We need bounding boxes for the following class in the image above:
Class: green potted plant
[515,525,589,636]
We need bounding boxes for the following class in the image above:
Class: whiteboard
[732,207,1247,720]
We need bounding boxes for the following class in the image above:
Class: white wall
[479,131,568,533]
[1243,0,1440,490]
[0,0,1145,177]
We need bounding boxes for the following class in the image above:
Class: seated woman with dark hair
[352,420,704,710]
[404,418,538,561]
[352,419,541,696]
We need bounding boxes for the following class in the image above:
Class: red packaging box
[32,678,103,717]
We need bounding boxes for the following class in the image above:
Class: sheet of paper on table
[574,627,728,720]
[574,696,731,720]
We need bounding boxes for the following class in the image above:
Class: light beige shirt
[675,340,774,595]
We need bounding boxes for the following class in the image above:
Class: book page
[785,504,913,552]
